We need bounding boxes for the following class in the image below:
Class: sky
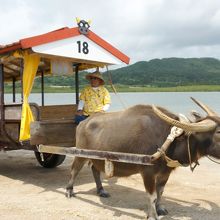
[1,0,220,64]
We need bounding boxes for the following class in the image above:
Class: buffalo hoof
[147,214,160,220]
[156,204,168,216]
[97,189,110,198]
[65,189,75,198]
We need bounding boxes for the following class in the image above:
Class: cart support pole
[20,59,24,103]
[0,64,4,131]
[12,76,16,102]
[37,145,153,166]
[41,71,44,106]
[74,64,79,104]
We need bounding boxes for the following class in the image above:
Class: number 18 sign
[32,35,122,65]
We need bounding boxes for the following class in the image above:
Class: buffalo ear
[190,110,204,122]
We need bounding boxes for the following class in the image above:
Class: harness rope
[187,133,199,172]
[206,155,220,164]
[105,66,128,109]
[154,129,199,172]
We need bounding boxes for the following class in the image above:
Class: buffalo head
[152,97,220,160]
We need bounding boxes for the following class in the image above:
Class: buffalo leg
[91,165,110,197]
[141,171,159,220]
[66,157,87,198]
[155,173,170,216]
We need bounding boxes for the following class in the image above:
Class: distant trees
[109,57,220,87]
[7,57,220,90]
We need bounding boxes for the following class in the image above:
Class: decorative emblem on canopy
[76,17,91,35]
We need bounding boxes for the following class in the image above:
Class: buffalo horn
[190,97,218,116]
[152,105,217,132]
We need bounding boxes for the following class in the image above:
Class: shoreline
[4,84,220,93]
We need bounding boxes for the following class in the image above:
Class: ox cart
[0,20,153,168]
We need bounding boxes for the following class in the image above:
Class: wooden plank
[4,105,21,120]
[1,103,40,120]
[4,65,20,74]
[0,103,40,146]
[37,145,153,166]
[4,123,19,141]
[40,104,77,120]
[30,119,76,146]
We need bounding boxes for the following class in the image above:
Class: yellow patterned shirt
[80,86,111,116]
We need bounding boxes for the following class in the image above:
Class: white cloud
[1,0,220,63]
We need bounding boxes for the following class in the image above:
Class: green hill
[8,57,220,92]
[109,57,220,87]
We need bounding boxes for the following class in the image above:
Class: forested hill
[109,57,220,87]
[34,57,220,88]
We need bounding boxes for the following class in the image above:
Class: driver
[75,70,111,124]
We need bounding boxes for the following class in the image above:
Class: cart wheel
[34,151,66,168]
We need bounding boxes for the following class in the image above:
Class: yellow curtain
[19,52,40,141]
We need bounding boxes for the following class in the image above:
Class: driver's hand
[76,110,83,116]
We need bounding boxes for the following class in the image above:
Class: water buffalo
[66,98,220,220]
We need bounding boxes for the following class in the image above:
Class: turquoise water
[4,92,220,115]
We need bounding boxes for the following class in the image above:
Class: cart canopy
[0,22,130,141]
[0,25,130,81]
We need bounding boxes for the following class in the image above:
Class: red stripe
[87,31,130,64]
[0,43,21,54]
[0,26,130,64]
[20,27,80,48]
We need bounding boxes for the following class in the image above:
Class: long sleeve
[77,100,85,110]
[102,103,110,111]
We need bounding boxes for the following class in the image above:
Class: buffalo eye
[214,129,220,141]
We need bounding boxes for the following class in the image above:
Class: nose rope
[206,155,220,164]
[187,133,199,172]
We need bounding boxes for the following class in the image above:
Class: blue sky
[1,0,220,64]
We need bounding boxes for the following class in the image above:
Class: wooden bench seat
[1,103,77,145]
[30,104,78,146]
[39,104,78,120]
[0,103,40,142]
